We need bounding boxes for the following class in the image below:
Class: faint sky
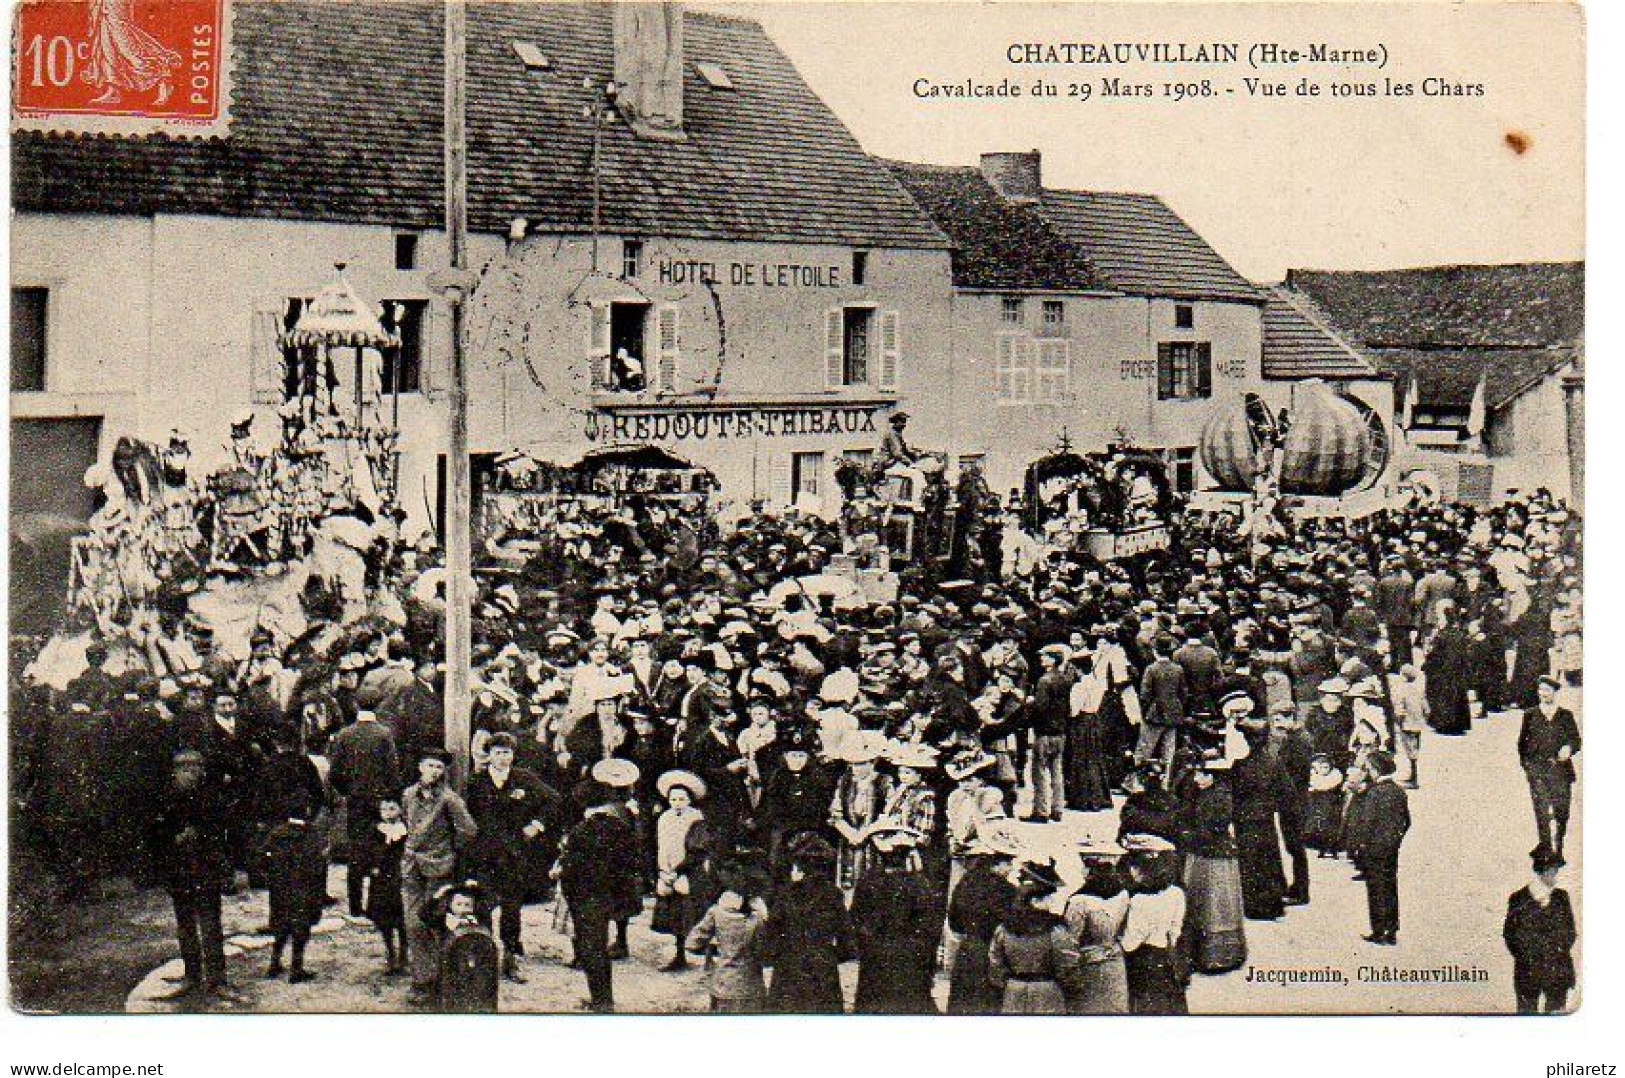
[704,2,1585,281]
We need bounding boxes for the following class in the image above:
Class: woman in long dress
[1062,857,1131,1014]
[1175,760,1247,973]
[1422,604,1473,735]
[1064,652,1114,812]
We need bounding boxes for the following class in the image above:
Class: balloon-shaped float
[1199,380,1389,497]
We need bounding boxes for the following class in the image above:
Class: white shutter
[878,310,900,391]
[769,453,794,508]
[655,304,681,392]
[824,308,844,389]
[250,297,286,404]
[419,301,443,397]
[589,304,612,389]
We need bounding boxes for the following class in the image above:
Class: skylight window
[512,42,551,70]
[694,61,735,90]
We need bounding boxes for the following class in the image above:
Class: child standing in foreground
[1304,755,1345,856]
[363,797,409,975]
[685,856,770,1013]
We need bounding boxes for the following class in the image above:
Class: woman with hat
[987,859,1083,1014]
[757,724,836,881]
[1174,754,1247,973]
[1062,855,1131,1014]
[1119,841,1188,1015]
[1422,598,1473,735]
[761,833,855,1013]
[828,730,889,894]
[1225,694,1288,922]
[875,740,941,871]
[945,833,1018,1014]
[650,769,710,971]
[851,823,941,1014]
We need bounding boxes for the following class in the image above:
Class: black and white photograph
[5,0,1594,1029]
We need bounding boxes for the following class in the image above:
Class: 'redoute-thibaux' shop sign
[585,401,889,443]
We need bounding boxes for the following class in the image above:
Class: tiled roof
[12,2,948,250]
[880,161,1106,291]
[1038,190,1261,303]
[1285,262,1583,349]
[1286,262,1584,412]
[1371,346,1577,414]
[1261,286,1383,381]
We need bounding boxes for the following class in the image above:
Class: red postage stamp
[12,0,233,137]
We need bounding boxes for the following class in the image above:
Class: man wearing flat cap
[402,747,478,1003]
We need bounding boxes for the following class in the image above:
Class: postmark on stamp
[12,0,232,138]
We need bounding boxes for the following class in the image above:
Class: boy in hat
[1503,847,1576,1013]
[425,879,500,1013]
[402,747,478,1003]
[1357,751,1409,946]
[557,776,643,1012]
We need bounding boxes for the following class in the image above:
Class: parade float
[1193,379,1392,529]
[1019,444,1176,562]
[46,267,411,674]
[478,443,719,577]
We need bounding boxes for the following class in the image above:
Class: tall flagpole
[441,0,473,790]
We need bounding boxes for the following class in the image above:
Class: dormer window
[694,61,735,90]
[512,42,551,70]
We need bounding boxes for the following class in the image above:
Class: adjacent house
[1280,262,1583,502]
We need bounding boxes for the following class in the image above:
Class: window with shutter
[1156,343,1174,400]
[251,298,288,404]
[1194,343,1213,398]
[419,302,442,397]
[824,309,843,389]
[769,453,794,507]
[589,304,612,390]
[878,310,900,390]
[655,304,681,392]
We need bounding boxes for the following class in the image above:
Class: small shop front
[582,394,901,518]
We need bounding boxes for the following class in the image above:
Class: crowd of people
[10,476,1583,1013]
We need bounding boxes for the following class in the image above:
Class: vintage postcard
[8,0,1583,1018]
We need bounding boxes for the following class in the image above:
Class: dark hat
[787,831,837,868]
[1531,846,1566,872]
[418,745,451,763]
[1367,750,1398,777]
[486,731,518,752]
[1017,859,1066,896]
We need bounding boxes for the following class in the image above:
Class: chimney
[613,2,685,141]
[979,150,1042,203]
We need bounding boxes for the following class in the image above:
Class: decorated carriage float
[1020,445,1178,562]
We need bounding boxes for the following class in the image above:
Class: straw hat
[656,769,707,801]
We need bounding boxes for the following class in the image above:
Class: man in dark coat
[558,779,643,1012]
[184,690,266,882]
[1173,627,1224,722]
[757,726,836,879]
[1267,706,1315,904]
[465,732,562,981]
[1422,603,1473,735]
[326,708,401,915]
[1518,676,1581,857]
[1025,645,1074,821]
[1374,559,1417,665]
[1359,752,1409,945]
[147,749,240,1002]
[1136,636,1187,780]
[1503,847,1576,1013]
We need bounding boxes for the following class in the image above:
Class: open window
[609,301,650,392]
